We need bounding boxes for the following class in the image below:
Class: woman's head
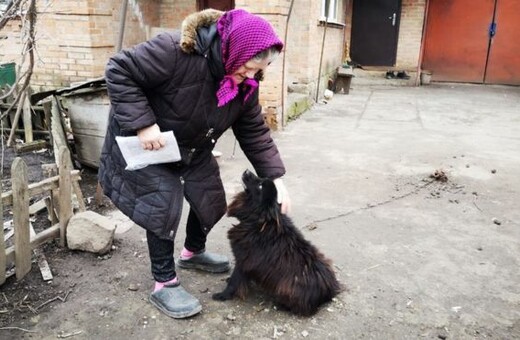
[217,9,283,79]
[215,9,283,107]
[231,46,280,85]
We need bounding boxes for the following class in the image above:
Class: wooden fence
[1,146,80,284]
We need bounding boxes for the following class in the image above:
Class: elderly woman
[99,8,291,318]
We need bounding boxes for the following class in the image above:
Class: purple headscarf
[216,9,284,107]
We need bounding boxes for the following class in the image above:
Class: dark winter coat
[98,10,285,240]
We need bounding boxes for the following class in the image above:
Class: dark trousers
[147,208,208,282]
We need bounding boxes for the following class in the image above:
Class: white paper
[116,131,181,171]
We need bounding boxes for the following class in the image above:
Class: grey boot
[149,281,202,319]
[176,251,230,273]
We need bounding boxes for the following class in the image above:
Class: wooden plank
[14,139,48,153]
[0,103,44,111]
[95,182,104,207]
[72,180,86,212]
[0,128,50,136]
[1,170,80,206]
[58,147,73,247]
[51,97,69,167]
[44,196,58,224]
[0,178,6,285]
[4,220,15,241]
[29,198,47,215]
[29,224,53,281]
[7,91,26,147]
[5,224,60,265]
[12,158,32,280]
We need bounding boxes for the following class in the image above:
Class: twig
[0,0,23,30]
[473,197,483,212]
[0,326,36,333]
[363,264,382,271]
[0,0,37,124]
[35,289,72,311]
[2,293,8,304]
[25,303,37,314]
[57,330,83,338]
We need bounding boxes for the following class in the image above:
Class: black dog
[212,170,342,316]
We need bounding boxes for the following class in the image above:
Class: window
[321,0,339,22]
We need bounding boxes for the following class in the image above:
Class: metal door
[422,0,520,85]
[422,0,495,83]
[350,0,402,66]
[485,1,520,85]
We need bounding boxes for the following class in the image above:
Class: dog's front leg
[212,267,247,301]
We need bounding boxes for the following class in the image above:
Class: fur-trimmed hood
[180,9,223,53]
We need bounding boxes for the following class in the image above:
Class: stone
[66,211,116,254]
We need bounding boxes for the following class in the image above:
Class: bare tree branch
[0,0,37,122]
[0,0,22,30]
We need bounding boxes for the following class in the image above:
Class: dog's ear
[261,180,278,206]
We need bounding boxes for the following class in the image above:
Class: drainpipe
[415,0,430,86]
[116,0,129,52]
[281,0,295,128]
[315,0,331,102]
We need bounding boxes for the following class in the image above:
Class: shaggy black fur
[212,170,342,316]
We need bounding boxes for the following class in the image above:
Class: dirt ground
[1,84,520,339]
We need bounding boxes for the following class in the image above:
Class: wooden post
[51,96,69,167]
[58,146,73,247]
[0,178,6,285]
[12,158,31,280]
[42,163,59,223]
[42,100,53,148]
[22,92,33,143]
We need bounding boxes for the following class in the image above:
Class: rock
[66,211,116,254]
[492,217,502,225]
[301,330,309,337]
[128,284,139,291]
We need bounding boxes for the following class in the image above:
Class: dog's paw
[212,292,231,301]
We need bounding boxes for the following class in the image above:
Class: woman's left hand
[273,178,291,214]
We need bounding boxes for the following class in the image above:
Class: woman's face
[231,58,271,85]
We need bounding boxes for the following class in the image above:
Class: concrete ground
[214,83,520,339]
[8,83,519,339]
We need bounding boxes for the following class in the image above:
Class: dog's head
[227,170,280,222]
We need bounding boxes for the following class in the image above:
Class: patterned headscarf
[216,9,283,107]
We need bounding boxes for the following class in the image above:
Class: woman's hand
[137,124,166,150]
[273,178,291,214]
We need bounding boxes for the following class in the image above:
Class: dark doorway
[198,0,234,11]
[350,0,402,66]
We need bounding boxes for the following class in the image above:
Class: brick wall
[0,0,159,91]
[395,0,426,69]
[159,0,196,28]
[286,0,346,98]
[235,0,292,127]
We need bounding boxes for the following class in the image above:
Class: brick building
[1,0,352,128]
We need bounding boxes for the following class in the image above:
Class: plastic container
[0,62,16,88]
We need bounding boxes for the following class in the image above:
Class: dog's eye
[258,184,262,190]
